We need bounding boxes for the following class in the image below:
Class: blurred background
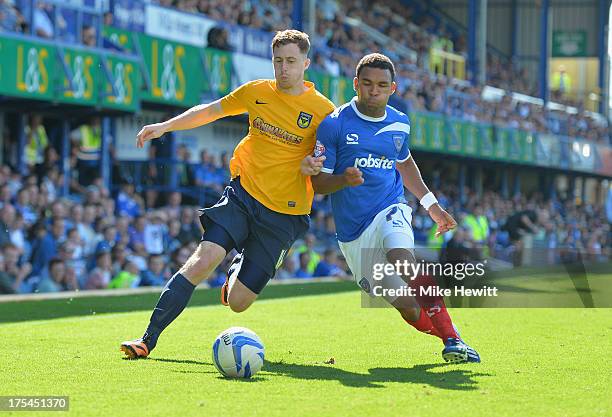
[0,0,610,296]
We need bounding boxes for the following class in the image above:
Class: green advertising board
[56,47,99,106]
[479,124,495,158]
[102,26,134,52]
[201,48,233,98]
[0,34,140,111]
[306,70,353,105]
[427,113,445,151]
[136,33,203,106]
[0,36,54,101]
[1,31,609,176]
[410,112,427,149]
[101,54,141,111]
[446,119,463,153]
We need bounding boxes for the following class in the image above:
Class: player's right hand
[301,155,326,176]
[343,167,364,187]
[136,123,168,148]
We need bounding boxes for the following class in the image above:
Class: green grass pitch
[0,281,610,417]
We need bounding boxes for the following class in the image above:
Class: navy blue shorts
[199,177,309,293]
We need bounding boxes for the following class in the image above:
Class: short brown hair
[356,53,396,81]
[271,30,310,55]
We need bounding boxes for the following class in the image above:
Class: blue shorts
[199,177,309,293]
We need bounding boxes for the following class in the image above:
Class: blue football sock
[143,273,196,351]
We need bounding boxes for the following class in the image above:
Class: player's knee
[180,242,226,283]
[398,306,420,322]
[228,297,251,313]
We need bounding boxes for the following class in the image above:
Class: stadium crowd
[1,138,610,294]
[0,1,610,295]
[3,0,608,143]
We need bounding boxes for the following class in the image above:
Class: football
[212,327,265,378]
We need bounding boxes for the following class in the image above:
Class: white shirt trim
[320,167,334,174]
[375,121,411,136]
[350,97,387,122]
[397,153,412,163]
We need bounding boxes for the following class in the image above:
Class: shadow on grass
[139,356,489,390]
[263,360,491,390]
[149,357,212,366]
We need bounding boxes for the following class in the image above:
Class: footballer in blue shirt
[301,53,480,363]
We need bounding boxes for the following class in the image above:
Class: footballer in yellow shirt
[120,30,334,359]
[220,78,334,214]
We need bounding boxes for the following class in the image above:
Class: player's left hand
[428,204,458,237]
[301,155,326,176]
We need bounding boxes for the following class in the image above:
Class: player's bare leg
[227,279,258,313]
[222,251,267,313]
[120,241,226,359]
[179,241,227,285]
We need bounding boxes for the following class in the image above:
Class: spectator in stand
[295,252,313,279]
[24,115,48,168]
[169,244,191,275]
[129,215,146,249]
[175,144,194,187]
[2,243,32,293]
[30,217,64,276]
[143,211,166,255]
[313,248,347,278]
[82,24,96,47]
[37,258,77,293]
[0,253,15,294]
[85,250,112,289]
[95,224,117,254]
[35,146,60,181]
[129,242,148,271]
[33,1,54,39]
[207,26,232,51]
[178,207,201,243]
[165,219,183,254]
[295,233,321,275]
[0,203,15,247]
[7,212,27,257]
[109,259,141,289]
[0,0,25,33]
[116,184,141,218]
[140,253,169,286]
[57,241,86,282]
[71,117,102,186]
[275,255,298,280]
[165,192,182,219]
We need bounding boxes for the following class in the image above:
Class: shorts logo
[359,278,371,293]
[297,111,313,129]
[314,140,325,157]
[393,134,404,152]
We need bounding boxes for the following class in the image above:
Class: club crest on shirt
[393,134,404,152]
[297,111,313,129]
[314,140,325,157]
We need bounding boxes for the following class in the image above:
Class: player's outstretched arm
[311,167,364,195]
[397,157,457,236]
[136,99,226,148]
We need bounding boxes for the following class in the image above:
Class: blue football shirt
[316,97,411,242]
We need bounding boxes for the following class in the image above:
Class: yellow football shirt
[219,79,335,215]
